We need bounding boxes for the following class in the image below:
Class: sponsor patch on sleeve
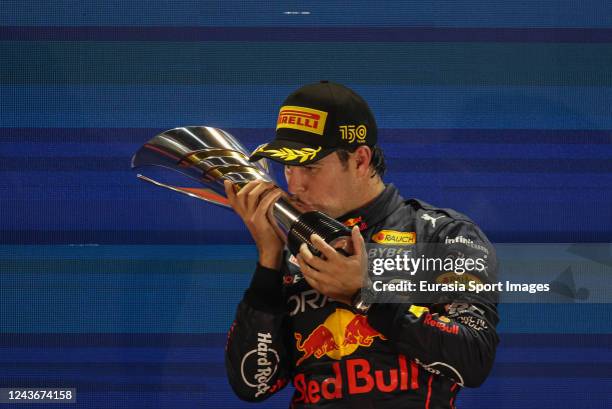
[372,230,416,245]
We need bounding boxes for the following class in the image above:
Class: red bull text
[293,355,419,404]
[423,313,459,335]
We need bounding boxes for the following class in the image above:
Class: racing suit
[225,184,499,408]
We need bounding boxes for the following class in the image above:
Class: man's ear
[353,145,373,175]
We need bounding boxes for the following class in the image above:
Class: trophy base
[287,211,353,257]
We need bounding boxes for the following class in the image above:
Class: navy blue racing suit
[225,184,499,408]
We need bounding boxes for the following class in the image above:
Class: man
[224,81,499,408]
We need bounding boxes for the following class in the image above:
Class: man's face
[284,152,359,219]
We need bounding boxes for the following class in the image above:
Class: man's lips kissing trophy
[131,126,352,256]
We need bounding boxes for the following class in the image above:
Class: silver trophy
[131,126,352,256]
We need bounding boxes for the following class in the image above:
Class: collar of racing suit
[337,183,405,231]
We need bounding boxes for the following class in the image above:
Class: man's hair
[336,145,386,178]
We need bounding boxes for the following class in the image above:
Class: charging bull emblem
[294,309,386,366]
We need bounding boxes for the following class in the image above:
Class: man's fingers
[296,253,316,278]
[253,188,282,223]
[297,253,326,288]
[351,225,365,257]
[223,180,236,203]
[233,180,276,215]
[310,234,339,261]
[244,182,273,212]
[298,242,326,271]
[260,188,282,210]
[230,180,258,214]
[298,255,345,300]
[301,272,321,294]
[235,179,259,197]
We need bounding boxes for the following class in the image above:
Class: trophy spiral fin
[136,174,231,209]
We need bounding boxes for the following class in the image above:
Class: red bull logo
[343,216,362,227]
[423,313,459,335]
[343,216,367,231]
[294,309,386,367]
[293,355,420,404]
[295,326,339,366]
[342,315,384,347]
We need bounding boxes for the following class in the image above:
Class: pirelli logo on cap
[276,106,328,135]
[372,230,416,245]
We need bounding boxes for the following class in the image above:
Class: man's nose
[286,167,307,194]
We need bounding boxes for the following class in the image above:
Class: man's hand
[224,180,284,270]
[296,226,367,305]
